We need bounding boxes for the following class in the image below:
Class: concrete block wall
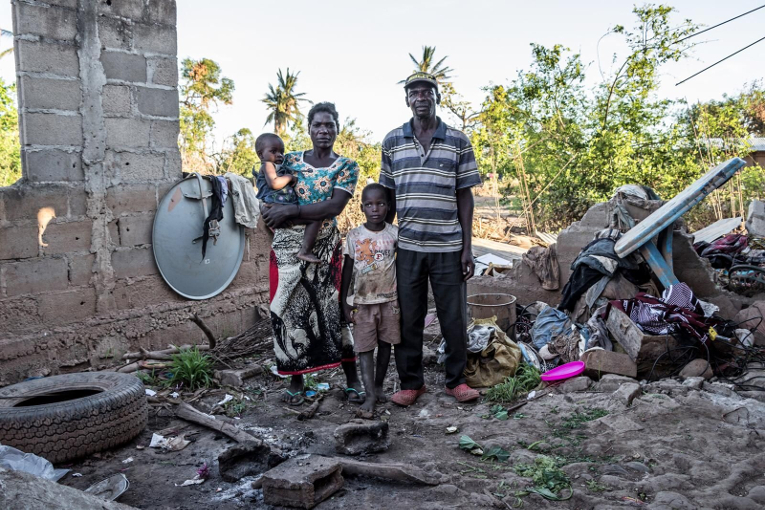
[0,0,270,386]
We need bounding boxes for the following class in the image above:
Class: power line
[674,4,765,44]
[676,35,765,85]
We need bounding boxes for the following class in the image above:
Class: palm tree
[0,29,14,60]
[262,68,309,137]
[401,46,454,84]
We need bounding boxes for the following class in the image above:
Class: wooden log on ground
[176,402,262,445]
[297,394,324,421]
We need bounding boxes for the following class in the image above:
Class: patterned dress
[269,151,359,375]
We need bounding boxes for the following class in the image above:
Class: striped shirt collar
[401,116,448,141]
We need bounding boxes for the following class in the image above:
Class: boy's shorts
[352,301,401,353]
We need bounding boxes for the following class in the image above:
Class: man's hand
[342,302,356,324]
[461,248,475,281]
[261,203,296,229]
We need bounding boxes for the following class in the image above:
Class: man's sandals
[344,387,366,404]
[282,390,305,406]
[445,384,480,402]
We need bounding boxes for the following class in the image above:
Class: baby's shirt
[343,223,398,305]
[254,163,297,204]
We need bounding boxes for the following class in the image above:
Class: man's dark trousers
[395,249,469,390]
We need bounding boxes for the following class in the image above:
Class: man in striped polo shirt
[380,72,482,406]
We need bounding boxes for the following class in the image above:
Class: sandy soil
[54,341,765,510]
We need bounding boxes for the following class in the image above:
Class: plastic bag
[0,444,69,481]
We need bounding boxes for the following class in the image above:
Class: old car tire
[0,372,147,464]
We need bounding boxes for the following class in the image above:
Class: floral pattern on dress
[282,151,360,210]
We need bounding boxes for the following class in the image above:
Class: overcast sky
[1,1,764,146]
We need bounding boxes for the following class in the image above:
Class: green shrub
[168,347,213,390]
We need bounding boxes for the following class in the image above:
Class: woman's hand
[261,203,297,229]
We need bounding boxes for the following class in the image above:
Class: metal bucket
[467,293,517,332]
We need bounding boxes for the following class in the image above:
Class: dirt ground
[54,328,765,510]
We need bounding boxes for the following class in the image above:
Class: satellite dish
[153,174,245,300]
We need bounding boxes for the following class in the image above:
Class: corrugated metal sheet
[692,217,742,244]
[535,232,559,245]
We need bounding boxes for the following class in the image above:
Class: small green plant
[168,347,213,390]
[135,370,158,386]
[586,479,608,493]
[514,455,572,501]
[224,398,247,418]
[486,364,541,403]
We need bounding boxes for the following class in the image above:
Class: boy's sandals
[390,385,427,407]
[282,389,305,406]
[344,387,366,404]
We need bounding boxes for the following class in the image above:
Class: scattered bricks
[68,253,95,285]
[133,23,177,55]
[102,85,131,116]
[218,440,273,483]
[145,0,177,25]
[111,247,157,279]
[0,185,69,223]
[135,86,179,118]
[594,374,636,393]
[21,113,83,147]
[260,455,343,509]
[333,419,390,456]
[40,219,92,255]
[97,16,132,51]
[39,287,97,325]
[0,296,41,334]
[679,359,713,380]
[613,382,642,406]
[118,214,153,246]
[117,151,165,181]
[23,149,84,182]
[106,183,157,216]
[105,117,151,148]
[215,366,263,388]
[14,2,77,41]
[147,56,178,87]
[149,119,179,149]
[16,40,79,77]
[19,76,81,111]
[555,375,592,394]
[0,225,38,260]
[2,257,69,296]
[605,307,680,378]
[100,51,147,83]
[582,350,637,379]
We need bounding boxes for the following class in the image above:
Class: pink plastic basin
[540,361,586,382]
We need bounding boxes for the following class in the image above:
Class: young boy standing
[340,184,400,417]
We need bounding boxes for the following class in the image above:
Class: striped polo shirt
[380,117,481,253]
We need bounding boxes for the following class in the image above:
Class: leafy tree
[212,128,259,177]
[179,58,234,172]
[0,78,20,187]
[262,68,309,137]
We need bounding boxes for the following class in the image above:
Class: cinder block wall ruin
[0,0,270,386]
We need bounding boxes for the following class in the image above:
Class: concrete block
[23,149,84,182]
[260,455,344,509]
[594,374,636,393]
[97,0,145,20]
[21,113,83,147]
[164,148,181,176]
[102,85,132,116]
[19,76,81,111]
[135,86,178,118]
[41,0,78,8]
[108,219,120,244]
[112,275,179,310]
[149,119,178,149]
[106,183,156,215]
[333,419,390,455]
[147,56,178,87]
[68,253,95,285]
[145,0,177,25]
[133,23,177,55]
[582,349,637,379]
[0,296,41,334]
[0,185,69,222]
[111,247,157,278]
[16,40,79,77]
[735,302,765,345]
[2,257,69,296]
[218,441,274,483]
[14,2,77,41]
[67,187,88,217]
[0,225,38,260]
[100,51,147,83]
[105,117,151,148]
[556,375,592,394]
[117,151,165,181]
[747,200,765,237]
[215,366,263,388]
[97,16,132,51]
[118,214,153,246]
[40,220,92,255]
[39,287,97,325]
[613,382,642,406]
[678,358,713,379]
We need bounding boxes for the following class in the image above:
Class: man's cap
[403,72,439,91]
